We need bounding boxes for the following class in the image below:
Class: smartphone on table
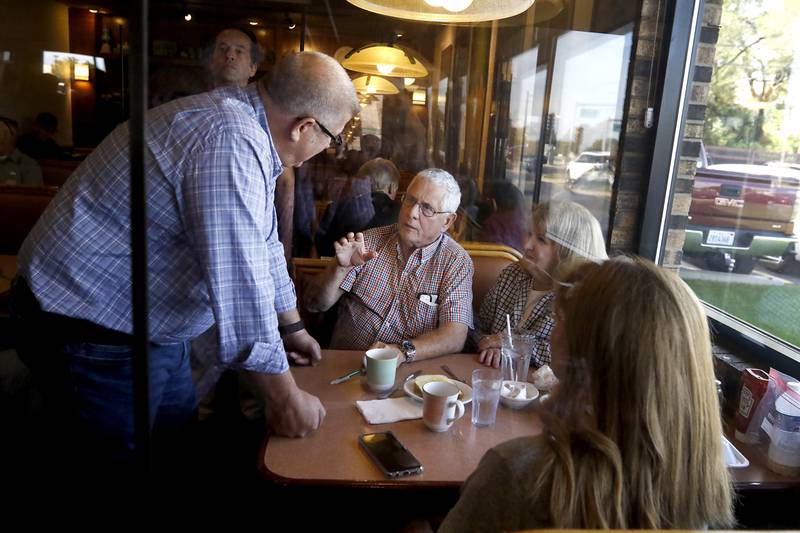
[358,431,424,478]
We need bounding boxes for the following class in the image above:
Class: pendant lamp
[352,75,400,95]
[346,0,535,23]
[342,44,428,78]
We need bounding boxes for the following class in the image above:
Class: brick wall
[608,0,663,254]
[610,0,722,270]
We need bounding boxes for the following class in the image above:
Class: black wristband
[278,320,305,336]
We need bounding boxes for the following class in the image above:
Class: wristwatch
[401,340,417,364]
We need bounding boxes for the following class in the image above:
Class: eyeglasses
[313,118,343,147]
[400,193,451,218]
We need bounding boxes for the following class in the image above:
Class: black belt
[11,276,134,346]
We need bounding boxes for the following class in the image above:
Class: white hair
[262,51,360,126]
[358,158,399,193]
[411,168,461,213]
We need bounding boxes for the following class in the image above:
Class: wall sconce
[74,62,90,81]
[412,89,426,105]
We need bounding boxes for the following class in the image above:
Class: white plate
[404,377,473,404]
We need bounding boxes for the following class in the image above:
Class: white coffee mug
[422,381,465,432]
[364,348,400,392]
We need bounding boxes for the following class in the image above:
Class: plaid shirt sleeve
[266,206,297,314]
[180,131,287,374]
[527,292,554,368]
[437,247,474,327]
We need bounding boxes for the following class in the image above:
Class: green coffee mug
[365,348,400,392]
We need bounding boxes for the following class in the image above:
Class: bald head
[262,51,359,127]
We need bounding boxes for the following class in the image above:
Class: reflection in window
[671,0,800,350]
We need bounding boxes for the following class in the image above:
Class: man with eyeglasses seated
[306,169,474,362]
[13,51,360,472]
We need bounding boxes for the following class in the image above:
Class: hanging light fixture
[346,0,534,23]
[352,75,399,95]
[342,44,428,79]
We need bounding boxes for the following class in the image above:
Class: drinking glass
[501,333,536,384]
[471,368,502,427]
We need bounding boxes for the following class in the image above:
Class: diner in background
[305,168,474,362]
[0,116,43,186]
[439,256,734,531]
[314,168,375,258]
[208,27,262,89]
[16,112,69,161]
[363,157,402,230]
[475,200,607,369]
[476,180,529,252]
[12,51,359,472]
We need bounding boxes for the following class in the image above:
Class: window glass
[0,1,637,263]
[668,0,800,349]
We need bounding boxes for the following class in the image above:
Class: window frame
[639,0,800,377]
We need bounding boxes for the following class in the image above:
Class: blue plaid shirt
[19,84,294,374]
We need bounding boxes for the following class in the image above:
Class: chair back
[292,257,337,347]
[467,249,518,311]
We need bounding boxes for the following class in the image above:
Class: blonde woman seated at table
[439,256,734,531]
[475,200,607,369]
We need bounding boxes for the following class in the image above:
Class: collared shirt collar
[395,229,446,265]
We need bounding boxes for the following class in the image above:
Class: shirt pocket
[407,296,439,338]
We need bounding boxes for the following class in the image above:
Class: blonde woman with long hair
[476,200,607,369]
[441,256,734,531]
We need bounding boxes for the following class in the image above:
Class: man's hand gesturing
[334,232,377,268]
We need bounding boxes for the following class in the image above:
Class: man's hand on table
[251,370,326,438]
[477,334,502,368]
[284,328,322,366]
[269,386,326,438]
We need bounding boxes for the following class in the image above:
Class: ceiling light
[342,44,428,79]
[404,77,415,86]
[184,13,192,21]
[249,20,259,26]
[412,89,426,105]
[89,9,98,14]
[351,75,399,95]
[285,13,296,30]
[346,0,534,22]
[442,0,474,11]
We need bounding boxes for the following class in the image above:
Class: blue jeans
[62,340,197,468]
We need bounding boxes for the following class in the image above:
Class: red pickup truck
[683,163,800,274]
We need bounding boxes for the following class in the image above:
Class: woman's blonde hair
[531,256,734,529]
[532,200,607,281]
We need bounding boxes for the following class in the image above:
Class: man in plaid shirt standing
[307,169,473,364]
[13,52,359,472]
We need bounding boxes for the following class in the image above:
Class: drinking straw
[505,314,515,382]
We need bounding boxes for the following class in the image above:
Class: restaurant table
[261,350,542,488]
[261,350,800,493]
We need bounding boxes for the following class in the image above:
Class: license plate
[706,230,735,246]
